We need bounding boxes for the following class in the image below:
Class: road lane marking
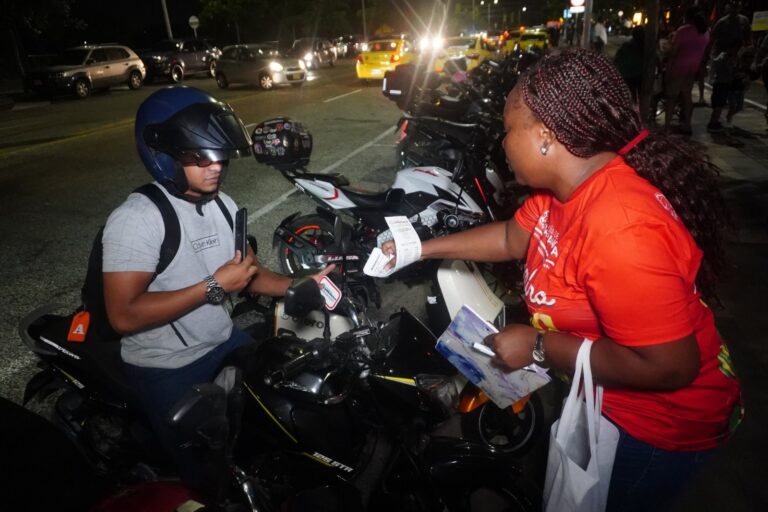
[246,125,394,221]
[0,118,134,158]
[323,89,362,103]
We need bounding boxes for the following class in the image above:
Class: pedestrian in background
[710,2,751,55]
[708,43,739,132]
[663,7,710,134]
[593,16,608,53]
[614,26,645,104]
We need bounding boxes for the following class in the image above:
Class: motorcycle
[20,243,540,510]
[251,118,488,278]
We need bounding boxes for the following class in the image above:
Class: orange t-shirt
[514,156,740,451]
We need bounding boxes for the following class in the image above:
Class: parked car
[24,44,146,99]
[215,44,306,90]
[138,38,221,83]
[356,37,415,81]
[289,38,337,69]
[431,35,496,73]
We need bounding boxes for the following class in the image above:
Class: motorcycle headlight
[415,374,461,415]
[269,61,283,72]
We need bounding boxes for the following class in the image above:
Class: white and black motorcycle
[251,118,488,279]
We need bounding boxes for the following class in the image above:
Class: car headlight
[52,71,70,79]
[298,60,306,70]
[269,61,283,72]
[152,55,167,62]
[303,52,313,62]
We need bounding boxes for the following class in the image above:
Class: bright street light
[480,0,498,27]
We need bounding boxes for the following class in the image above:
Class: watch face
[206,285,226,305]
[533,350,545,363]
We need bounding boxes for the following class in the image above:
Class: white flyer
[363,247,396,278]
[363,216,422,277]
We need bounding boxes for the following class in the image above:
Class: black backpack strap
[214,195,234,231]
[134,184,180,276]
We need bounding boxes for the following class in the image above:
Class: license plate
[288,74,298,80]
[371,69,382,76]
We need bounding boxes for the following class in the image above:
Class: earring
[540,145,549,155]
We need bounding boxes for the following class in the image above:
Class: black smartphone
[234,207,248,262]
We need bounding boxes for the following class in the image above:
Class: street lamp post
[480,0,498,29]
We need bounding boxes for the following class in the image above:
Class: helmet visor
[145,101,251,163]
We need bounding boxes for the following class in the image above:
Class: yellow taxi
[517,29,550,52]
[431,35,497,73]
[356,38,415,81]
[501,29,523,55]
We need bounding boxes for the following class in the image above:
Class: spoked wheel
[170,64,184,83]
[275,214,335,275]
[461,393,544,456]
[259,73,275,91]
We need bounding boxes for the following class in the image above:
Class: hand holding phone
[235,208,248,262]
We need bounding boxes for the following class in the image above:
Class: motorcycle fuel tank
[232,337,365,477]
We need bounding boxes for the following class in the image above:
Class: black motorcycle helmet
[136,86,251,203]
[251,118,312,171]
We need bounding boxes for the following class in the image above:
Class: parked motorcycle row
[16,49,546,511]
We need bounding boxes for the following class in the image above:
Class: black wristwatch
[204,275,226,305]
[532,331,546,365]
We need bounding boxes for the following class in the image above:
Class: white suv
[25,44,146,99]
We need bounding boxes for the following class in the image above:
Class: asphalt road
[0,59,412,404]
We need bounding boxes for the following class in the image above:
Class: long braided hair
[519,47,728,300]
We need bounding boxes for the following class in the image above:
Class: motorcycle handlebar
[263,346,321,386]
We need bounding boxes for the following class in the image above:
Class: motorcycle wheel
[460,393,544,456]
[276,214,335,275]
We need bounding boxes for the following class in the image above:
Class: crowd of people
[612,2,767,135]
[555,3,767,136]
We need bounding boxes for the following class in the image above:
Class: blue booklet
[435,304,551,409]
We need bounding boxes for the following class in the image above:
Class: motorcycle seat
[28,313,142,409]
[302,172,350,188]
[340,188,405,210]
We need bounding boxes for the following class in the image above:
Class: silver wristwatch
[204,275,226,305]
[532,331,546,365]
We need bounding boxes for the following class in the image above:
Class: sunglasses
[178,151,228,168]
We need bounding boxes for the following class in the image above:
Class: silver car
[25,44,146,99]
[215,44,306,90]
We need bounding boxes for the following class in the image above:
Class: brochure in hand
[436,304,552,409]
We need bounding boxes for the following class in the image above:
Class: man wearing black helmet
[101,86,331,486]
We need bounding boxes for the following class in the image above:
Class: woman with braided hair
[382,47,741,511]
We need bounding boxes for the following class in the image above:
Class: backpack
[73,184,233,343]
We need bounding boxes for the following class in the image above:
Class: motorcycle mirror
[284,277,324,317]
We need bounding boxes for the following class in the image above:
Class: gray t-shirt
[102,183,238,369]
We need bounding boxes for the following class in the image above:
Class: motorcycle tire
[276,214,335,275]
[460,393,544,456]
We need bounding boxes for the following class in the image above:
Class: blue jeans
[123,327,253,490]
[606,425,717,512]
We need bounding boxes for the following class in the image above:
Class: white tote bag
[543,339,620,512]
